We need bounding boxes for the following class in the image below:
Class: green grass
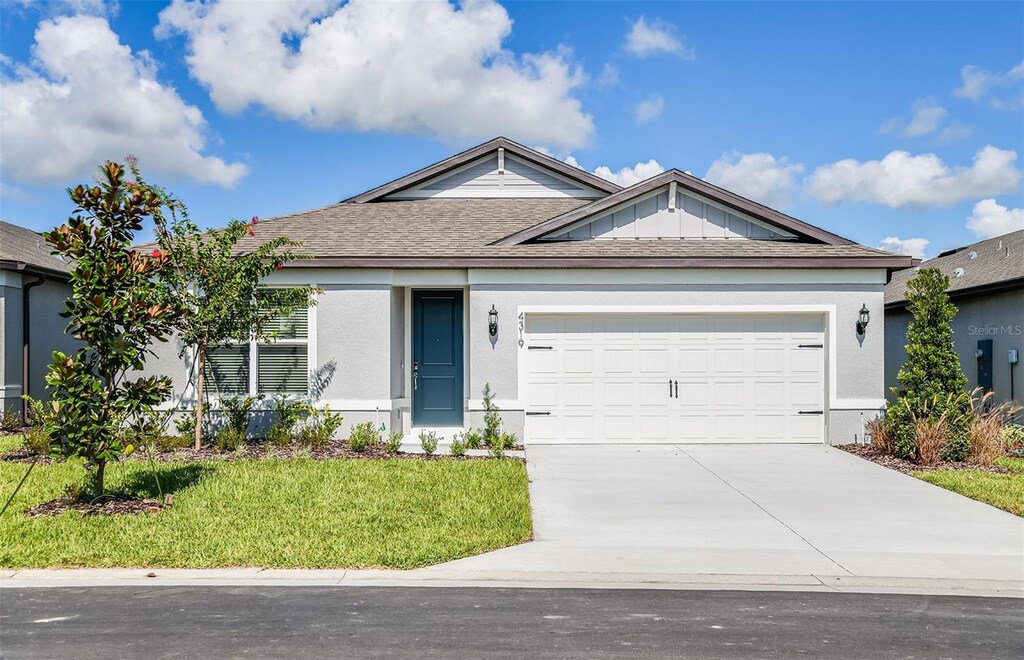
[0,448,532,569]
[914,457,1024,517]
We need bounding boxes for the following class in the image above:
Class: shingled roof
[885,229,1024,306]
[0,221,72,278]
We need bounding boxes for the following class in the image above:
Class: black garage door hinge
[526,411,552,416]
[798,410,824,415]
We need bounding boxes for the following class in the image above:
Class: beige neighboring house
[0,221,78,421]
[885,229,1024,407]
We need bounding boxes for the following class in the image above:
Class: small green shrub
[215,426,245,452]
[419,430,439,456]
[22,427,52,456]
[298,406,344,450]
[348,421,379,452]
[220,395,256,436]
[1003,423,1024,454]
[266,423,292,448]
[1,409,22,432]
[482,383,502,446]
[385,431,403,455]
[450,434,467,457]
[154,433,193,453]
[464,429,483,449]
[273,397,310,433]
[488,432,517,458]
[174,414,198,442]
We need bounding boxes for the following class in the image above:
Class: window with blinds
[258,344,308,395]
[205,345,250,396]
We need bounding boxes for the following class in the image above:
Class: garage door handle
[798,344,823,348]
[798,410,824,415]
[528,346,553,350]
[526,411,551,416]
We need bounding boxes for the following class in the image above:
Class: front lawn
[0,438,532,568]
[913,457,1024,517]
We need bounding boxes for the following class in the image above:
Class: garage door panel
[524,313,825,444]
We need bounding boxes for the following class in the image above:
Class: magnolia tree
[155,213,315,449]
[41,162,184,497]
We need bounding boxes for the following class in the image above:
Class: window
[204,291,309,397]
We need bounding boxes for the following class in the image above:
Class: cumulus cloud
[966,199,1024,239]
[156,0,593,150]
[624,17,694,60]
[633,94,664,123]
[879,98,970,140]
[704,152,804,208]
[564,155,665,187]
[880,236,929,259]
[0,14,247,187]
[953,61,1024,110]
[804,146,1021,208]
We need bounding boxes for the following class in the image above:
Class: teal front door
[412,290,464,426]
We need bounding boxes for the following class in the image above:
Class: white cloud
[880,236,929,260]
[156,0,593,150]
[879,98,969,140]
[953,61,1024,110]
[596,63,619,88]
[13,0,115,17]
[804,146,1021,208]
[966,199,1024,239]
[623,17,694,60]
[563,155,665,187]
[633,94,664,123]
[0,14,247,187]
[704,151,804,208]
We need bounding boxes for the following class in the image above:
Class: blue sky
[1,0,1022,258]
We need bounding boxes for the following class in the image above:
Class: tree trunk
[93,459,106,499]
[194,344,205,450]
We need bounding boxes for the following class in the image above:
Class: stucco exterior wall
[885,287,1024,407]
[0,281,23,414]
[467,280,886,446]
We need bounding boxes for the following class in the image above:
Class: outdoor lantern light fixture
[856,303,870,335]
[488,305,499,337]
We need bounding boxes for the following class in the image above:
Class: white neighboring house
[885,230,1024,408]
[0,221,78,422]
[141,138,914,445]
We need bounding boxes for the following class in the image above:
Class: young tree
[156,212,316,449]
[887,267,970,459]
[41,162,184,497]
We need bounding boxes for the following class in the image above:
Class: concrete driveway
[429,445,1024,585]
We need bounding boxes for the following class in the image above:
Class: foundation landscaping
[840,267,1024,517]
[0,163,531,569]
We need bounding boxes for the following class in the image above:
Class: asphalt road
[1,587,1021,659]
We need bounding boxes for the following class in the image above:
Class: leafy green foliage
[488,432,517,459]
[298,406,344,450]
[450,434,467,457]
[0,410,22,432]
[219,396,256,437]
[463,429,483,450]
[1004,424,1024,454]
[154,196,316,449]
[40,162,185,496]
[266,424,292,448]
[266,397,309,445]
[419,430,439,456]
[887,268,970,460]
[215,426,245,452]
[22,427,51,456]
[481,383,502,446]
[385,431,404,455]
[348,421,379,452]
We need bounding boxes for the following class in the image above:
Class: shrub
[266,423,292,448]
[1,409,22,433]
[1004,423,1024,454]
[419,430,439,456]
[482,383,502,446]
[464,428,483,449]
[489,432,517,458]
[385,431,403,455]
[887,268,970,461]
[866,416,892,454]
[450,434,467,457]
[22,427,51,456]
[154,432,193,453]
[220,396,256,436]
[298,406,344,450]
[348,421,379,452]
[273,397,310,433]
[215,426,245,452]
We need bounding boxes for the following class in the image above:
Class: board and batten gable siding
[386,153,604,199]
[544,188,796,241]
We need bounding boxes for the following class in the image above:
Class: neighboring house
[0,221,78,420]
[885,230,1024,407]
[145,138,913,445]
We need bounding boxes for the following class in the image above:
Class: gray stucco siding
[885,288,1024,407]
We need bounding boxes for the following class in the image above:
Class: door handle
[669,379,673,398]
[412,361,418,391]
[674,380,678,399]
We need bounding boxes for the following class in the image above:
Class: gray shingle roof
[0,221,72,276]
[885,230,1024,305]
[227,199,909,268]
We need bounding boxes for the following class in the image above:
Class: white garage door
[523,314,825,444]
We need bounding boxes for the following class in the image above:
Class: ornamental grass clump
[967,391,1021,466]
[866,416,892,454]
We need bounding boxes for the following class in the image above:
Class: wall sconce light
[488,305,499,337]
[856,303,870,335]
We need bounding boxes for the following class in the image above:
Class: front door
[412,290,464,426]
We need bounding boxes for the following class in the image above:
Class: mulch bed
[838,443,1014,475]
[24,493,173,518]
[2,438,522,465]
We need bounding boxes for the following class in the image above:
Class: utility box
[977,339,993,391]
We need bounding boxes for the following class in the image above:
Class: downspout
[21,274,46,426]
